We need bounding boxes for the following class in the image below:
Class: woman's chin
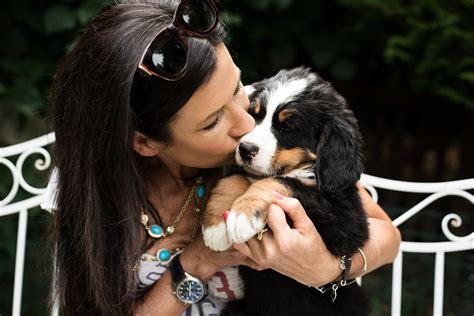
[201,154,236,169]
[218,153,236,166]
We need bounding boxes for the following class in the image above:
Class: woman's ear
[132,131,160,157]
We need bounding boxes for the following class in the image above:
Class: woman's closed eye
[203,82,244,131]
[234,82,243,96]
[203,111,224,130]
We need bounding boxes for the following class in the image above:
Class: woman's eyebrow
[200,70,242,125]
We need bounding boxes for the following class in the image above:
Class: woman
[48,1,400,315]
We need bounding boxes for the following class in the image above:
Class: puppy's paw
[226,199,267,244]
[202,221,232,251]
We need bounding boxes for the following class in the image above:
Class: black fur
[226,67,369,315]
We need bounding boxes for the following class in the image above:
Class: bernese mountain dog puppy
[202,67,370,315]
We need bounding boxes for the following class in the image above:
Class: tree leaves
[223,0,474,109]
[44,5,77,34]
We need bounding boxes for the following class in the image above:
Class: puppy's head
[237,67,364,192]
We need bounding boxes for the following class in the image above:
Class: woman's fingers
[234,237,267,264]
[233,242,253,258]
[243,258,267,271]
[271,192,314,232]
[266,203,292,237]
[233,229,279,269]
[231,193,318,271]
[264,205,294,252]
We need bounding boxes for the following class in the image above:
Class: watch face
[176,279,205,303]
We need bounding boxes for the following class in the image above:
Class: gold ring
[257,228,268,241]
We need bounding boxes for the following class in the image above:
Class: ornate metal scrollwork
[0,133,55,208]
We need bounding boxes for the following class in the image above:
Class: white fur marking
[244,85,256,96]
[202,221,232,251]
[226,210,265,244]
[238,79,309,175]
[285,164,317,186]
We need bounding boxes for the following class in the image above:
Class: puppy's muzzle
[238,142,259,163]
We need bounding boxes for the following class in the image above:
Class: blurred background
[1,0,473,314]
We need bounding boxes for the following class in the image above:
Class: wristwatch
[170,253,208,304]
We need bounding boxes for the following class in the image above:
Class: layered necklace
[140,176,205,264]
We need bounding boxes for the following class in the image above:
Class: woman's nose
[229,104,255,138]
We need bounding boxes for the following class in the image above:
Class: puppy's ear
[245,80,266,101]
[314,120,364,192]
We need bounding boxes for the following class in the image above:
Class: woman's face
[156,43,256,168]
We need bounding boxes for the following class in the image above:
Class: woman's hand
[233,192,341,287]
[179,232,263,282]
[233,186,401,286]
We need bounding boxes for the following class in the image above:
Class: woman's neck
[144,157,200,195]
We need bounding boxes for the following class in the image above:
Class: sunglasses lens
[143,32,187,77]
[180,0,217,33]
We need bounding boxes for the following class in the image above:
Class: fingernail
[272,191,285,200]
[223,211,229,221]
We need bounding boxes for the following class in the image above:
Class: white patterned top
[137,253,244,315]
[42,168,244,315]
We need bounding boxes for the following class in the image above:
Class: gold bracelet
[356,247,367,277]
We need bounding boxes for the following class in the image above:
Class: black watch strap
[170,253,185,284]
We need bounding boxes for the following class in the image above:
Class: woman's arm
[133,269,188,315]
[349,183,401,278]
[133,234,261,315]
[233,184,401,287]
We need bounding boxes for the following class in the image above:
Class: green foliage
[0,0,472,131]
[0,0,107,131]
[221,0,474,109]
[377,1,473,108]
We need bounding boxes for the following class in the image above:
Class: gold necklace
[140,176,205,263]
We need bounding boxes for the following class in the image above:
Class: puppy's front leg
[202,174,251,251]
[226,178,292,244]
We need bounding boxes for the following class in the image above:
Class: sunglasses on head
[137,0,219,81]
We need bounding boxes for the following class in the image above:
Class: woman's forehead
[176,44,240,125]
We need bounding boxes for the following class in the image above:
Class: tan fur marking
[202,175,251,227]
[254,99,261,114]
[272,148,318,173]
[230,178,292,220]
[306,150,317,161]
[278,108,294,122]
[276,148,306,167]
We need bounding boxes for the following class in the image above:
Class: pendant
[196,184,206,199]
[148,224,164,239]
[156,248,172,263]
[166,225,175,236]
[141,213,149,226]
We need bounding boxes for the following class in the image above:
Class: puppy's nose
[239,142,259,162]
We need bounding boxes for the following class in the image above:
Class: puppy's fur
[202,67,370,315]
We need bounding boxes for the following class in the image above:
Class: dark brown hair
[49,1,226,314]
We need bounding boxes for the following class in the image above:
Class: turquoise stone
[158,249,171,262]
[196,184,206,199]
[149,225,163,238]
